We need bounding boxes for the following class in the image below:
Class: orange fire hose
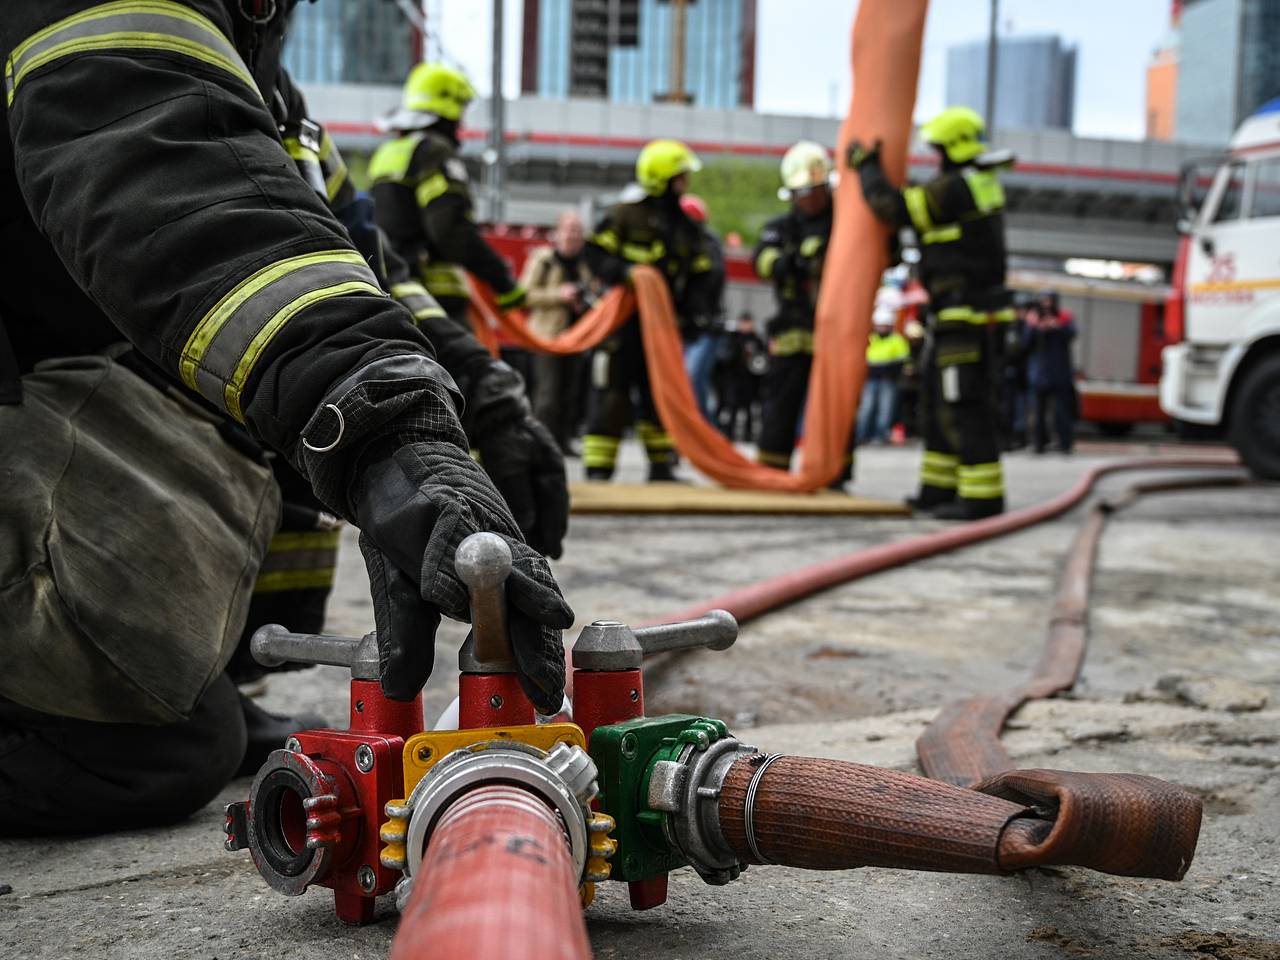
[390,784,592,960]
[465,0,927,493]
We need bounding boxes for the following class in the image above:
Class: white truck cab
[1160,97,1280,478]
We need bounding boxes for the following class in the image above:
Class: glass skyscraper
[283,0,419,86]
[946,35,1077,132]
[522,0,756,109]
[1177,0,1280,145]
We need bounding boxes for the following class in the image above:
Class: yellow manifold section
[380,723,588,874]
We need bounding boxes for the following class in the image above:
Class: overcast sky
[434,0,1173,141]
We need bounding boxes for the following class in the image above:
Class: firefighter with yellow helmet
[581,139,717,481]
[849,107,1014,519]
[753,141,851,483]
[369,63,567,554]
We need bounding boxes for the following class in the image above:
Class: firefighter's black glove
[846,138,883,170]
[464,361,569,559]
[353,441,574,712]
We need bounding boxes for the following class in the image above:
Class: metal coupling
[645,728,759,885]
[387,740,610,907]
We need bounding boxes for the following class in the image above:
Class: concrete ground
[4,439,1279,960]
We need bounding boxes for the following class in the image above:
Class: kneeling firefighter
[849,107,1013,519]
[581,139,719,481]
[0,0,571,835]
[368,63,565,552]
[753,140,853,484]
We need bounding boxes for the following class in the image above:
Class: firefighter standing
[368,62,567,554]
[850,107,1013,519]
[581,139,716,481]
[0,0,571,833]
[753,141,852,483]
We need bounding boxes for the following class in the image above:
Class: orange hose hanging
[468,0,929,493]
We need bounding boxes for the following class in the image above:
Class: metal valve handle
[454,531,516,671]
[250,624,380,681]
[571,609,738,671]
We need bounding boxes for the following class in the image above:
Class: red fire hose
[659,455,1240,629]
[390,784,592,960]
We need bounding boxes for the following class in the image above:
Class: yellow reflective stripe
[958,482,1004,500]
[903,185,934,232]
[770,329,815,356]
[318,129,349,201]
[757,449,792,467]
[282,138,320,165]
[227,279,383,421]
[958,461,1004,499]
[621,241,665,264]
[691,254,713,272]
[921,225,962,245]
[390,280,442,321]
[799,235,824,259]
[591,229,619,254]
[421,264,468,298]
[755,246,781,278]
[416,173,449,207]
[635,420,674,450]
[990,307,1015,323]
[267,530,341,553]
[6,1,258,106]
[963,169,1005,213]
[391,281,427,300]
[582,434,620,468]
[369,133,423,182]
[253,568,337,594]
[920,469,959,489]
[936,306,977,322]
[180,250,382,421]
[922,451,959,468]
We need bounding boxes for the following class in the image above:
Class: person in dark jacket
[850,107,1014,519]
[1024,291,1078,454]
[715,311,767,441]
[0,0,571,834]
[581,139,716,481]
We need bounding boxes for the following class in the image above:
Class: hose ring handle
[743,752,783,865]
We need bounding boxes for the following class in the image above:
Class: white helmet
[778,140,834,200]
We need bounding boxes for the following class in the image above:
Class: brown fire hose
[715,756,1203,880]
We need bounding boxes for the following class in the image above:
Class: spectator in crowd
[1024,291,1078,454]
[998,296,1033,450]
[679,193,728,420]
[857,291,911,444]
[520,210,595,453]
[715,312,768,441]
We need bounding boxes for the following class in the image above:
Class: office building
[1145,2,1181,141]
[946,35,1077,132]
[521,0,757,109]
[1176,0,1280,145]
[283,0,421,86]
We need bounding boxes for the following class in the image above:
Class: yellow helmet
[920,106,987,164]
[778,140,833,200]
[387,63,476,128]
[636,139,702,196]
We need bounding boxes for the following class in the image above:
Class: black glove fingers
[358,533,442,701]
[505,558,576,629]
[507,614,567,715]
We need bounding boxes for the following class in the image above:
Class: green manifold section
[589,714,730,883]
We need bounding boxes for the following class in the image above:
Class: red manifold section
[572,667,668,910]
[291,728,408,925]
[348,680,424,743]
[389,784,592,960]
[458,672,536,728]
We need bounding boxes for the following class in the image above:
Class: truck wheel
[1229,354,1280,480]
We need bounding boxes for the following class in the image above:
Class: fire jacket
[368,130,521,308]
[584,190,717,324]
[858,157,1010,323]
[0,0,452,467]
[752,205,833,354]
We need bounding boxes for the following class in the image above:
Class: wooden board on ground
[569,482,911,515]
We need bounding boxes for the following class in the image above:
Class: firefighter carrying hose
[368,62,567,554]
[849,107,1014,519]
[754,141,853,485]
[581,139,717,482]
[0,0,571,834]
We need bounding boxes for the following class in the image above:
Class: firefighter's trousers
[757,350,854,482]
[583,318,677,478]
[916,322,1005,512]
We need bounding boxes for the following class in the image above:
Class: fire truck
[1160,97,1280,478]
